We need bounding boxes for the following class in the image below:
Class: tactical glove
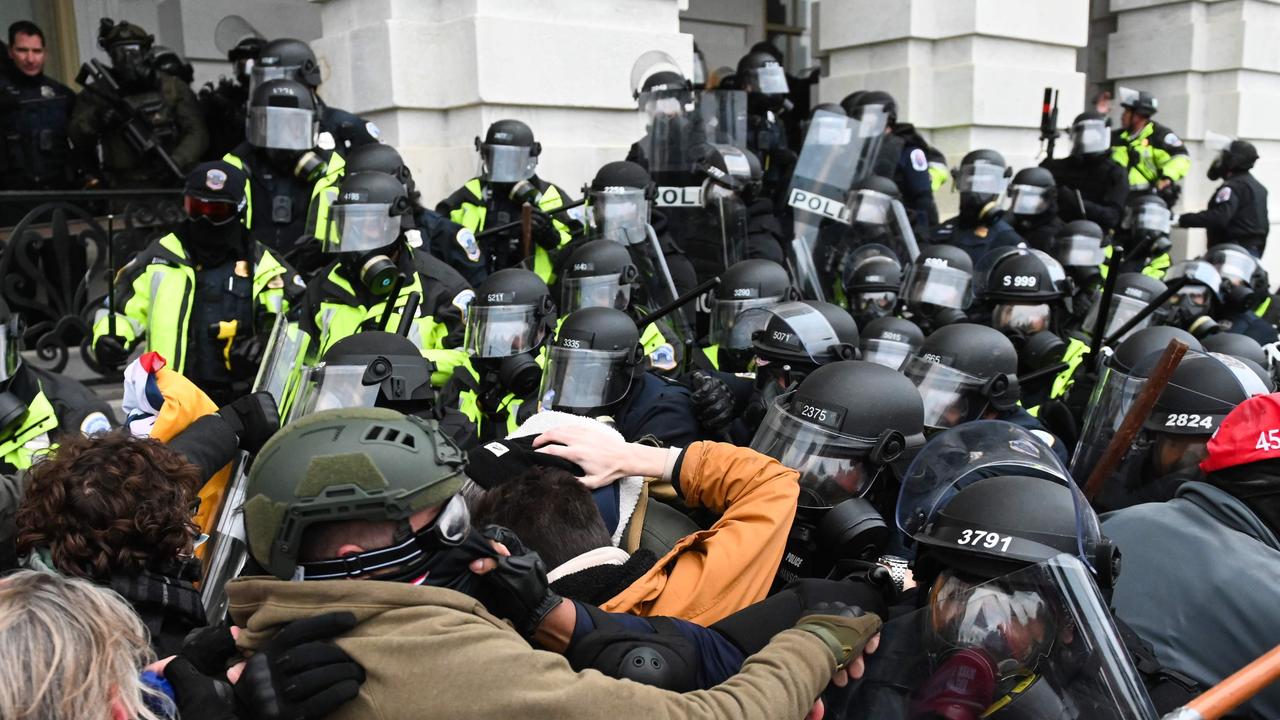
[689,370,735,435]
[478,526,565,640]
[216,391,280,455]
[93,334,131,368]
[228,332,269,378]
[234,612,366,720]
[794,602,882,670]
[530,210,561,251]
[166,657,239,720]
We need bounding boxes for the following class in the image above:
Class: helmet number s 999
[956,528,1013,553]
[1002,275,1038,288]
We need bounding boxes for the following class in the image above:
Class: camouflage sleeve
[166,76,209,171]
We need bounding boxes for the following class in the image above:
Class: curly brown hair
[15,430,202,581]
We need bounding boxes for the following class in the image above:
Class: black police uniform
[1041,154,1129,233]
[318,102,381,154]
[614,373,702,447]
[197,77,249,161]
[1179,171,1270,257]
[418,206,487,287]
[932,214,1023,266]
[0,63,75,202]
[1220,310,1279,345]
[880,125,940,234]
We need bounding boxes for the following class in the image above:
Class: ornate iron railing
[0,189,182,379]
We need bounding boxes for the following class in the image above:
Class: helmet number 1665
[956,529,1013,553]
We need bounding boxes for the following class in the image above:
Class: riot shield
[698,89,747,149]
[829,555,1158,720]
[787,108,888,300]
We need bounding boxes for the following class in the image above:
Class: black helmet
[694,144,763,202]
[749,300,860,367]
[1121,193,1171,236]
[586,161,655,245]
[243,407,470,582]
[840,89,898,125]
[255,38,321,88]
[1203,243,1269,309]
[1119,87,1158,117]
[1007,167,1056,218]
[1109,326,1202,375]
[98,19,155,87]
[465,268,555,360]
[344,143,414,190]
[560,240,639,314]
[981,248,1070,305]
[1068,111,1111,156]
[901,244,974,329]
[1082,272,1169,343]
[539,307,644,416]
[859,316,923,371]
[904,324,1020,430]
[735,50,788,99]
[955,149,1011,221]
[1136,350,1268,435]
[149,45,193,83]
[750,360,925,509]
[247,79,319,151]
[842,244,902,327]
[325,172,411,295]
[1218,139,1260,175]
[845,175,901,227]
[229,36,264,63]
[590,160,654,194]
[1202,332,1268,369]
[475,119,540,184]
[1053,220,1106,273]
[710,259,793,352]
[294,332,434,417]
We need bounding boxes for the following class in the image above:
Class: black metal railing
[0,190,182,380]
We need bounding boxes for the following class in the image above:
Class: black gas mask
[341,242,402,297]
[108,42,154,89]
[264,148,326,182]
[958,192,1000,225]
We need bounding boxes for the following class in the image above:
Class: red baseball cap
[1201,393,1280,474]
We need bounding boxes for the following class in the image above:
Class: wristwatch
[878,554,909,595]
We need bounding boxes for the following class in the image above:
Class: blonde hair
[0,570,171,720]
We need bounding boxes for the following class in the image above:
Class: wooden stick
[1083,338,1188,500]
[520,202,533,261]
[1164,645,1280,720]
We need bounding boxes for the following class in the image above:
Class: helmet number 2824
[956,529,1013,553]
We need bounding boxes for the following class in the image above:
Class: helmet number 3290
[956,529,1013,552]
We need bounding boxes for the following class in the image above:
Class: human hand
[94,333,131,367]
[233,612,364,720]
[533,424,669,489]
[1156,178,1172,191]
[795,601,883,675]
[217,391,281,455]
[689,370,735,435]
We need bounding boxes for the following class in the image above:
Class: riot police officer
[297,171,467,359]
[858,316,923,371]
[251,38,380,154]
[1111,88,1190,203]
[91,161,299,405]
[932,149,1022,264]
[814,175,920,298]
[978,248,1074,383]
[540,306,701,446]
[687,143,786,279]
[842,90,945,231]
[899,244,974,333]
[1179,136,1268,257]
[1042,111,1128,232]
[1202,242,1278,344]
[1005,166,1062,252]
[737,50,794,213]
[0,20,75,219]
[1051,219,1108,313]
[700,257,793,373]
[840,244,903,328]
[69,19,207,188]
[198,35,263,160]
[437,119,576,283]
[1117,193,1173,278]
[223,78,346,276]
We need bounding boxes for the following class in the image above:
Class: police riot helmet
[750,360,925,509]
[254,38,321,89]
[846,175,901,227]
[694,144,763,202]
[1007,167,1056,218]
[560,240,640,315]
[1081,272,1168,343]
[247,79,319,151]
[539,306,645,416]
[586,161,655,245]
[465,268,555,360]
[840,89,897,125]
[709,258,793,352]
[859,316,924,371]
[1202,332,1268,369]
[344,143,414,193]
[1203,243,1269,309]
[981,248,1070,305]
[955,149,1011,221]
[749,300,859,368]
[1108,326,1201,375]
[1137,351,1269,436]
[903,324,1021,430]
[1121,193,1172,236]
[842,244,903,327]
[1069,111,1111,156]
[292,332,434,419]
[324,171,411,294]
[1221,139,1259,174]
[475,119,540,184]
[242,408,472,582]
[1118,87,1158,117]
[901,244,975,328]
[1052,220,1106,273]
[735,50,789,99]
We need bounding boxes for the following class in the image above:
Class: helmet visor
[846,189,893,225]
[1008,184,1051,216]
[539,346,633,411]
[324,203,399,253]
[587,189,650,245]
[463,304,543,358]
[709,295,780,350]
[1083,292,1150,343]
[480,144,537,183]
[289,363,381,422]
[1125,204,1171,234]
[903,356,989,430]
[751,63,789,95]
[852,290,898,318]
[1053,232,1104,268]
[742,302,843,363]
[991,303,1052,335]
[926,569,1057,671]
[639,88,690,119]
[903,265,973,310]
[1210,247,1258,286]
[860,337,913,371]
[749,394,876,509]
[561,274,632,314]
[1071,118,1111,155]
[248,64,298,95]
[246,106,315,151]
[956,163,1008,196]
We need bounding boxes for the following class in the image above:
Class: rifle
[75,59,184,180]
[1039,87,1060,160]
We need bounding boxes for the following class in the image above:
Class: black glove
[180,624,239,677]
[478,526,564,640]
[530,210,561,251]
[166,657,238,720]
[234,612,365,720]
[689,370,735,436]
[1057,185,1082,219]
[229,333,268,378]
[217,391,280,454]
[94,334,131,367]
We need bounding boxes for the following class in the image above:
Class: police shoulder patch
[457,228,481,262]
[1163,132,1182,148]
[649,343,677,371]
[1215,186,1232,204]
[80,412,112,436]
[452,288,476,317]
[316,131,336,151]
[910,148,929,172]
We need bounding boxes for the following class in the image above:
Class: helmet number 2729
[956,529,1013,553]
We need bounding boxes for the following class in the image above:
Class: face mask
[1208,157,1223,182]
[341,246,401,296]
[184,218,240,266]
[958,193,997,225]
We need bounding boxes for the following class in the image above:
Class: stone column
[1107,0,1280,269]
[817,0,1090,219]
[312,0,692,205]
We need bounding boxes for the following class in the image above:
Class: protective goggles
[184,195,244,225]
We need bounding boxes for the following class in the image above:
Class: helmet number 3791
[956,528,1013,553]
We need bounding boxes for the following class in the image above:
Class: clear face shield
[539,345,634,412]
[851,290,899,322]
[709,295,782,350]
[903,357,992,430]
[749,393,879,509]
[462,304,544,359]
[859,338,915,371]
[246,106,316,151]
[748,62,789,95]
[1164,261,1221,320]
[289,363,382,422]
[956,162,1009,197]
[1070,118,1111,156]
[1210,247,1259,287]
[846,188,894,226]
[479,144,537,184]
[322,203,400,254]
[561,273,633,315]
[639,87,691,121]
[1123,204,1171,235]
[902,264,973,311]
[1008,184,1052,216]
[992,303,1053,336]
[1053,232,1105,269]
[587,188,650,245]
[1082,292,1151,343]
[249,63,301,96]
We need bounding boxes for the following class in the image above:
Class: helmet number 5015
[956,529,1013,552]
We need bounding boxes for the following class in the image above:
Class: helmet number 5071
[956,529,1013,552]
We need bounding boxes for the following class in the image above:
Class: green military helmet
[244,407,467,580]
[98,18,154,50]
